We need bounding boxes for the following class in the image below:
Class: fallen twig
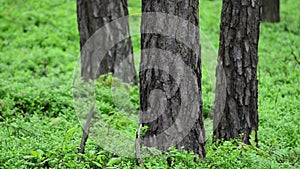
[289,43,300,65]
[78,104,95,160]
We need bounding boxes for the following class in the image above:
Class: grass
[0,0,299,168]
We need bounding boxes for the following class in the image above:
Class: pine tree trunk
[77,0,136,82]
[262,0,280,22]
[213,0,260,144]
[139,0,206,157]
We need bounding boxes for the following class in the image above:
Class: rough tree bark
[262,0,280,22]
[139,0,206,159]
[213,0,260,145]
[77,0,136,82]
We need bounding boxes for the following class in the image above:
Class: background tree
[76,0,136,155]
[77,0,137,82]
[261,0,280,22]
[213,0,261,144]
[138,0,206,160]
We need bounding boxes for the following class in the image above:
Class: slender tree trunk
[213,0,260,145]
[77,0,136,82]
[139,0,206,158]
[262,0,280,22]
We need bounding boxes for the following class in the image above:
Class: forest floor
[0,0,299,168]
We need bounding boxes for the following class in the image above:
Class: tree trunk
[76,0,136,156]
[139,0,206,158]
[77,0,136,82]
[262,0,280,22]
[213,0,260,145]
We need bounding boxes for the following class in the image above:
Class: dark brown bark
[213,0,260,145]
[77,0,137,82]
[139,0,206,158]
[262,0,280,22]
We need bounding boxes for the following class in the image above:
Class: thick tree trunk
[77,0,136,82]
[139,0,206,158]
[262,0,280,22]
[213,0,260,145]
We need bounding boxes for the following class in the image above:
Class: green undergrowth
[0,0,299,168]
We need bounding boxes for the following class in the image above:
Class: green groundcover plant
[0,0,299,168]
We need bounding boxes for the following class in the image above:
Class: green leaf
[92,161,102,167]
[30,150,40,156]
[62,144,66,152]
[250,130,257,147]
[141,125,148,137]
[64,126,77,141]
[107,157,121,166]
[29,150,44,159]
